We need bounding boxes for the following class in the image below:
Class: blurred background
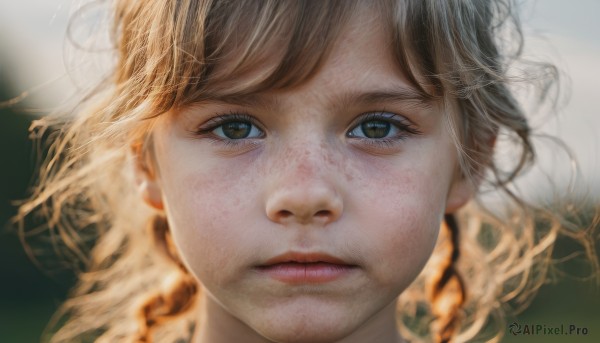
[1,0,599,342]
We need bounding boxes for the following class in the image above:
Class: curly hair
[14,0,598,342]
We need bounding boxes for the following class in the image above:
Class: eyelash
[346,112,422,149]
[194,112,264,149]
[193,111,422,150]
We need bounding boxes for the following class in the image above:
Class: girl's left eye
[348,119,399,139]
[346,112,421,140]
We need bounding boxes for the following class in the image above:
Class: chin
[249,305,358,343]
[258,325,352,343]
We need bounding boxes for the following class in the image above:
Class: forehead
[302,10,406,92]
[202,12,432,112]
[184,3,434,108]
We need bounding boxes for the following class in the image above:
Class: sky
[0,0,599,202]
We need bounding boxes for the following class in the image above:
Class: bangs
[188,0,440,104]
[194,1,357,98]
[174,0,361,107]
[114,0,463,117]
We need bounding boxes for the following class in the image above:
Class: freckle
[324,151,335,165]
[296,161,311,181]
[304,148,311,158]
[344,171,354,182]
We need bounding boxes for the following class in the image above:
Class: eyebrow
[337,88,434,110]
[208,93,280,110]
[207,87,434,111]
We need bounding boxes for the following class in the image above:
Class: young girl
[15,0,598,342]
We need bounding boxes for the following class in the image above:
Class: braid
[429,214,466,343]
[147,215,188,273]
[135,216,199,343]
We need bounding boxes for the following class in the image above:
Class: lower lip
[256,262,357,284]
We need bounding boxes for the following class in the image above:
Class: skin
[135,9,472,343]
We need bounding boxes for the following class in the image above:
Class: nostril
[279,210,293,218]
[265,188,344,225]
[315,210,330,217]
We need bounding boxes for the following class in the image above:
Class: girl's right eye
[195,113,264,141]
[212,120,263,139]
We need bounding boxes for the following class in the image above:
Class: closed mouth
[259,251,355,267]
[255,252,358,284]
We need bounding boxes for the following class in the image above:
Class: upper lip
[260,251,353,266]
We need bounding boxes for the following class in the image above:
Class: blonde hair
[14,0,598,342]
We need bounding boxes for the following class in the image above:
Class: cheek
[156,144,261,285]
[353,147,452,221]
[350,158,451,285]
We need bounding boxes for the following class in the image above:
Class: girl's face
[139,10,471,343]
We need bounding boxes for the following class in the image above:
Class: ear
[445,177,474,214]
[132,141,164,211]
[445,129,497,213]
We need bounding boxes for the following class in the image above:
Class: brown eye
[359,120,391,138]
[213,120,262,139]
[221,122,252,139]
[348,117,400,139]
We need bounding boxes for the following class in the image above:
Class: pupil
[361,121,390,138]
[223,122,251,139]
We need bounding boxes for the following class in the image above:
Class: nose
[265,184,343,225]
[264,149,344,226]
